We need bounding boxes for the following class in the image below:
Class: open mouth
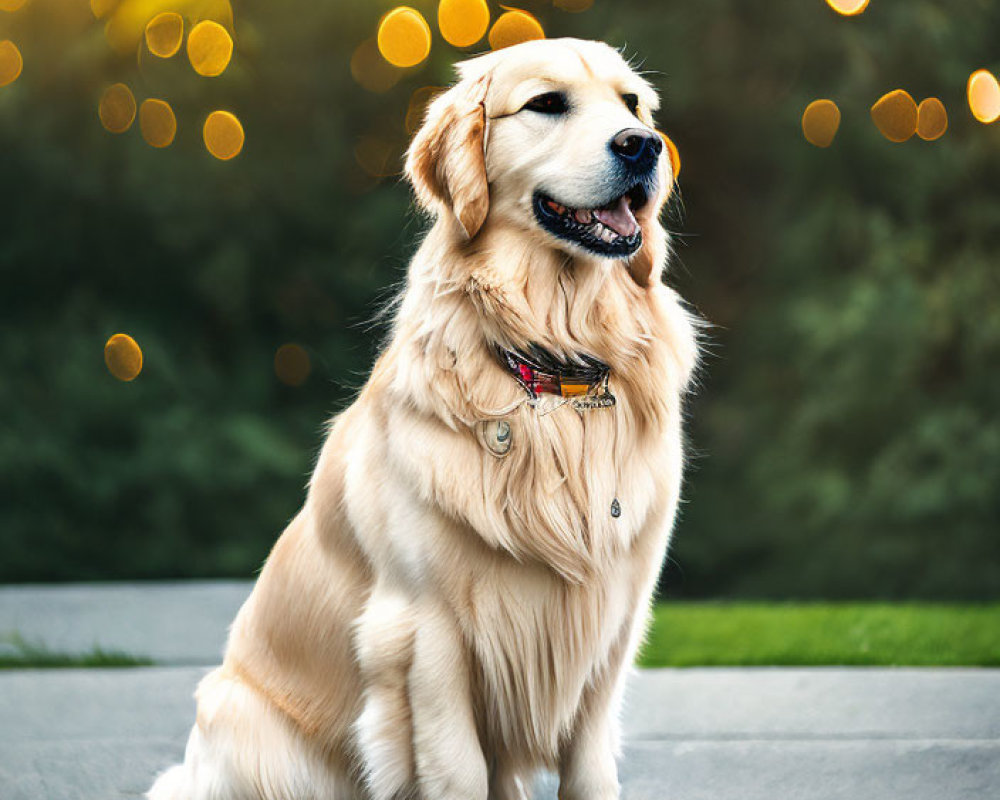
[533,184,649,258]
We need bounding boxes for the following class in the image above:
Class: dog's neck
[383,217,693,432]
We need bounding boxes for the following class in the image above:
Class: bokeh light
[405,85,444,134]
[489,10,545,50]
[145,12,184,58]
[0,40,22,88]
[377,7,432,69]
[187,20,233,77]
[355,135,401,178]
[825,0,869,16]
[274,343,311,387]
[89,0,115,18]
[203,110,244,160]
[801,99,841,148]
[438,0,490,48]
[871,89,917,143]
[916,97,948,141]
[0,0,27,12]
[554,0,595,11]
[99,83,137,134]
[104,333,143,382]
[351,38,402,93]
[140,98,177,148]
[104,1,233,56]
[658,131,681,180]
[967,69,1000,124]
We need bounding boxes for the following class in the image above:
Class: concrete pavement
[1,583,998,799]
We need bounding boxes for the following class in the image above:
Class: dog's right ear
[405,75,491,240]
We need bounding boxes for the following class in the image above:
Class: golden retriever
[148,37,697,800]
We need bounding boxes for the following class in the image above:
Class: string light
[967,69,1000,124]
[203,110,244,160]
[99,83,137,134]
[0,40,21,87]
[140,99,177,148]
[104,334,143,382]
[438,0,490,49]
[187,20,233,77]
[274,344,311,387]
[145,12,184,59]
[377,7,432,68]
[488,9,545,50]
[825,0,869,16]
[916,98,947,141]
[871,89,917,142]
[801,99,841,148]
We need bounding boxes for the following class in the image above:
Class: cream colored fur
[148,38,697,800]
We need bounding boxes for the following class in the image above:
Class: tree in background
[0,0,997,598]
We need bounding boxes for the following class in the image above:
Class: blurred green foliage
[0,0,997,597]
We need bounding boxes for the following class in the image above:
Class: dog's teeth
[575,209,592,224]
[601,228,616,243]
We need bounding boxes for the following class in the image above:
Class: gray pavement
[1,583,999,800]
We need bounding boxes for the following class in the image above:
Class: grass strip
[639,603,1000,667]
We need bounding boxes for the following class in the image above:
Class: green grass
[0,632,153,669]
[639,603,1000,667]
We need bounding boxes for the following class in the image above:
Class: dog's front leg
[557,618,639,800]
[409,602,489,800]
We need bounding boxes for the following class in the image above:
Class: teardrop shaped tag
[610,498,621,518]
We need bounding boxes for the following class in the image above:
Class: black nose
[610,128,663,173]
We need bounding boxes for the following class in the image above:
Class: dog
[148,37,698,800]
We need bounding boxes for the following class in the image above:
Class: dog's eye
[622,93,640,115]
[523,92,569,115]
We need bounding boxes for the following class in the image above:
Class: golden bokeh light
[203,110,244,160]
[355,135,401,178]
[145,12,184,58]
[104,333,143,382]
[351,38,402,94]
[658,131,681,180]
[377,6,432,68]
[187,20,233,77]
[438,0,490,48]
[405,85,444,134]
[0,40,22,88]
[871,89,917,143]
[99,83,137,134]
[140,98,177,148]
[274,343,311,387]
[967,69,1000,124]
[916,97,948,141]
[554,0,595,11]
[825,0,869,16]
[0,0,28,12]
[105,0,233,56]
[90,0,116,18]
[801,99,841,148]
[489,9,545,50]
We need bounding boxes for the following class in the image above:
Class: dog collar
[496,344,616,409]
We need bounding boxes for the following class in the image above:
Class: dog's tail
[147,764,187,800]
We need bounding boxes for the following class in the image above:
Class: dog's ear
[628,140,676,288]
[405,75,490,240]
[628,211,668,288]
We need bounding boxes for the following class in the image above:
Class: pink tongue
[593,196,638,237]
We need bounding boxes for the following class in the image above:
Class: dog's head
[405,38,674,287]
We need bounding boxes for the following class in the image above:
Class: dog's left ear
[628,135,676,287]
[628,203,669,288]
[405,75,491,240]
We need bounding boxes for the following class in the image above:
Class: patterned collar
[495,344,616,409]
